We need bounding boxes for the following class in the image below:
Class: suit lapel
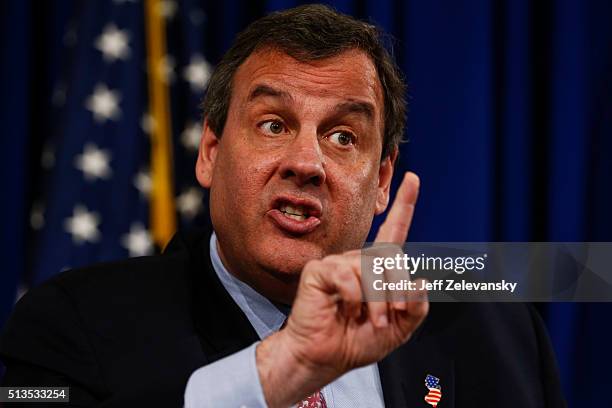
[174,227,260,363]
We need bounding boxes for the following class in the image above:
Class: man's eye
[328,131,354,146]
[260,120,285,135]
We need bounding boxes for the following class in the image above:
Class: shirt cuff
[184,342,268,408]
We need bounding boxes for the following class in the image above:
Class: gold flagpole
[144,0,176,249]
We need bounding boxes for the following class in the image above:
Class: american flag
[27,0,212,287]
[424,374,442,407]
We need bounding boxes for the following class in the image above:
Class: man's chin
[253,235,326,276]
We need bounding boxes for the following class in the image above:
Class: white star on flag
[133,169,152,198]
[121,223,154,257]
[183,55,212,92]
[64,205,101,244]
[140,112,156,134]
[180,121,202,152]
[158,55,176,84]
[85,84,122,123]
[30,202,45,230]
[157,0,178,19]
[95,24,131,62]
[74,143,112,181]
[176,187,203,219]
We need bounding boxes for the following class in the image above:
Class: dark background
[1,1,611,406]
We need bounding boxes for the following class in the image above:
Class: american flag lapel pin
[424,374,442,407]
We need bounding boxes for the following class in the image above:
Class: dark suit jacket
[0,227,566,407]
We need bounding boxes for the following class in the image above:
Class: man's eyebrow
[247,84,293,103]
[332,100,375,122]
[247,85,375,122]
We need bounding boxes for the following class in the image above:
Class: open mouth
[267,195,323,235]
[279,204,311,221]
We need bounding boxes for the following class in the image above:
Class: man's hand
[257,172,428,408]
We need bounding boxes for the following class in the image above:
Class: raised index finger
[375,172,420,245]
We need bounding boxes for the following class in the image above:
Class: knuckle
[335,264,354,281]
[303,259,323,274]
[324,254,344,264]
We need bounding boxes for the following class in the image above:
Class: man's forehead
[247,83,376,123]
[231,48,384,110]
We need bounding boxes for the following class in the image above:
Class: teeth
[280,204,307,217]
[284,213,306,221]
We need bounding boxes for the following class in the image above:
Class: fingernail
[393,300,407,311]
[377,314,388,327]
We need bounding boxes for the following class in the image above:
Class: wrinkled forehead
[229,47,385,119]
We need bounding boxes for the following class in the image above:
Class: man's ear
[195,119,219,188]
[375,148,398,214]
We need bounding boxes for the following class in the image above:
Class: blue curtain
[2,1,611,405]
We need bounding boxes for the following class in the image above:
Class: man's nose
[278,130,326,187]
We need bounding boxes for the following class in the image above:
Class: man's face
[197,48,395,285]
